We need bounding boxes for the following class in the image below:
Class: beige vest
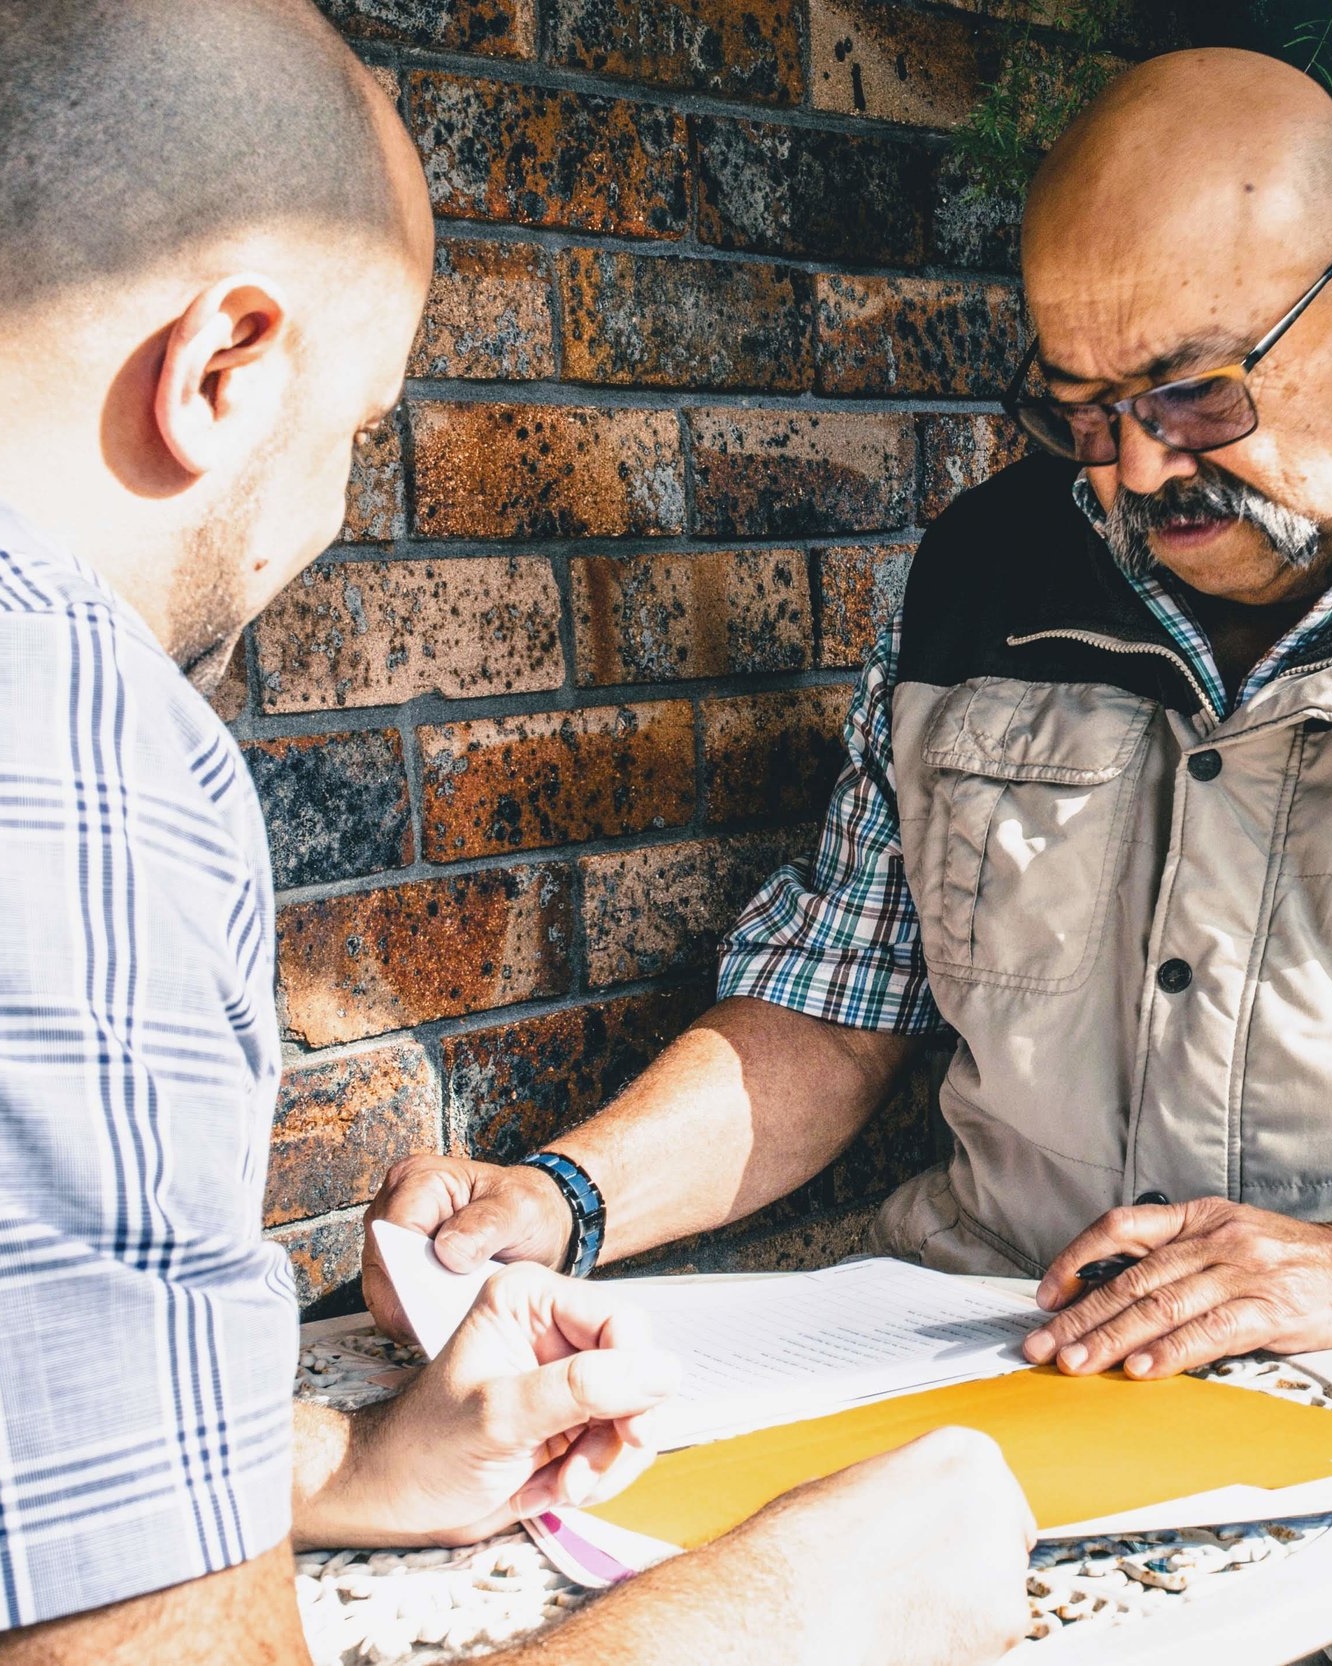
[872,667,1332,1276]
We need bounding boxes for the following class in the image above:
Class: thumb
[514,1347,682,1445]
[433,1195,529,1273]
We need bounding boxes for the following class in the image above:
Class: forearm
[291,1398,393,1552]
[554,996,917,1264]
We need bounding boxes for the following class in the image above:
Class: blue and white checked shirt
[0,506,296,1629]
[718,479,1332,1033]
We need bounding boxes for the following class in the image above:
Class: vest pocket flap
[921,678,1154,784]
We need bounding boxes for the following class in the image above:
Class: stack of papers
[370,1221,1039,1448]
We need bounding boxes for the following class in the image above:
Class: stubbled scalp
[1024,48,1332,308]
[0,0,405,310]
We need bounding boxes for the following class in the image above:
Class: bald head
[0,0,412,311]
[1026,50,1332,318]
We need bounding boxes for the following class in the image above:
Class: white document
[371,1221,1039,1448]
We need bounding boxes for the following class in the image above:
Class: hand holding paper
[301,1259,680,1548]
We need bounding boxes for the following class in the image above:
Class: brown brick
[243,730,413,890]
[695,115,929,265]
[711,1204,879,1271]
[340,422,405,544]
[443,983,712,1161]
[269,1214,364,1318]
[254,556,565,714]
[420,701,695,861]
[411,403,686,540]
[573,549,810,686]
[546,0,805,105]
[315,0,536,55]
[278,867,573,1046]
[264,1042,439,1228]
[408,74,688,239]
[815,542,914,669]
[918,413,1027,521]
[409,241,556,382]
[559,250,813,393]
[810,1,984,126]
[208,638,248,725]
[689,409,915,539]
[815,275,1026,398]
[702,687,849,826]
[581,826,813,986]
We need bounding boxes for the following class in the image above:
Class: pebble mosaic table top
[294,1317,1332,1666]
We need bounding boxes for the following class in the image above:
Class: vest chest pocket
[906,679,1155,990]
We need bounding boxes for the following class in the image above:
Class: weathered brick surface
[209,639,248,725]
[689,409,915,539]
[581,825,813,986]
[816,275,1026,398]
[409,241,556,381]
[341,422,405,544]
[419,701,695,860]
[810,1,985,126]
[702,687,849,826]
[695,115,930,265]
[278,866,573,1046]
[546,0,805,103]
[412,402,686,540]
[244,730,413,890]
[443,983,713,1161]
[264,1042,439,1228]
[816,542,915,668]
[931,152,1023,273]
[572,549,810,685]
[559,250,814,392]
[315,0,536,54]
[254,556,565,713]
[408,74,689,239]
[919,413,1027,521]
[269,1214,365,1318]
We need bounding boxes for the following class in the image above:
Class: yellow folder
[589,1367,1332,1547]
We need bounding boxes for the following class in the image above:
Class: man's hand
[296,1263,679,1549]
[1024,1197,1332,1378]
[363,1155,574,1341]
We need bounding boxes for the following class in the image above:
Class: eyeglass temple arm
[1242,261,1332,373]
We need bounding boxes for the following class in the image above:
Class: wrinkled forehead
[1022,186,1318,388]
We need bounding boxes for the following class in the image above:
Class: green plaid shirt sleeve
[715,615,945,1035]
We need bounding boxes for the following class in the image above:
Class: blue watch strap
[520,1151,607,1278]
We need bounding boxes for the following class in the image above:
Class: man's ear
[154,275,290,477]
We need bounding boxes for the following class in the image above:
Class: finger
[562,1425,656,1507]
[516,1346,681,1445]
[1038,1268,1236,1374]
[433,1195,528,1273]
[1025,1243,1213,1363]
[1036,1202,1193,1310]
[360,1256,415,1344]
[1119,1296,1279,1379]
[369,1156,476,1235]
[484,1263,656,1361]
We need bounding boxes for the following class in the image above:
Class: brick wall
[218,0,1166,1316]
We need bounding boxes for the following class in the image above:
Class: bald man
[367,46,1332,1391]
[0,3,1034,1664]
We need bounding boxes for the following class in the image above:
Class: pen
[1077,1253,1142,1286]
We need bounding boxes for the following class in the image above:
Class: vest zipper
[1006,628,1222,724]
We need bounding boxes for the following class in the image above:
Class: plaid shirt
[0,507,296,1629]
[717,478,1332,1033]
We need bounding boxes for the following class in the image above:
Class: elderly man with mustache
[367,45,1332,1388]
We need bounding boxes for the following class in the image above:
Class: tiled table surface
[294,1315,1332,1666]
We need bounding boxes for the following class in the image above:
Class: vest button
[1306,717,1332,734]
[1158,958,1193,993]
[1135,1191,1169,1206]
[1188,749,1222,781]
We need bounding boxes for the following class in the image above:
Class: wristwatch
[520,1151,607,1278]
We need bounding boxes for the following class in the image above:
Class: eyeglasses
[1003,260,1332,466]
